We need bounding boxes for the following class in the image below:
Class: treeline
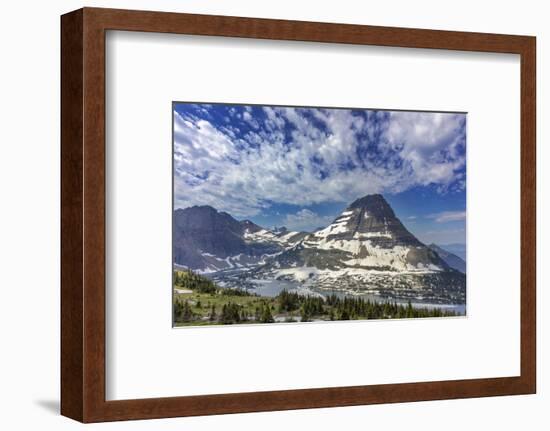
[174,270,217,294]
[279,290,457,321]
[174,298,275,324]
[174,270,273,324]
[217,301,275,324]
[174,269,252,296]
[173,270,458,325]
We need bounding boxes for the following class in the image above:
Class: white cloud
[428,210,467,223]
[283,209,335,232]
[173,106,466,217]
[242,111,259,129]
[385,112,466,191]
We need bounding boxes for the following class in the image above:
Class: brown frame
[61,7,536,423]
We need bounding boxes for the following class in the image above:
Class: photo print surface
[173,103,466,327]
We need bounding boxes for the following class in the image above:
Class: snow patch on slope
[244,228,301,247]
[273,265,443,284]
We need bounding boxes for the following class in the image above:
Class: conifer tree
[209,304,217,321]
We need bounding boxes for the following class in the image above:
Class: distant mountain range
[174,194,466,304]
[173,205,307,272]
[428,243,466,273]
[436,243,466,261]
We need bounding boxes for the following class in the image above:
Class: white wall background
[0,0,546,429]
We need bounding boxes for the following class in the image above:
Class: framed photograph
[61,7,536,422]
[172,102,467,327]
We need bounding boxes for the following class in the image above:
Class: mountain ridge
[173,205,305,272]
[173,194,466,304]
[428,243,466,273]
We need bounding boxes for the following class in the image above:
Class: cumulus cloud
[385,112,466,192]
[173,105,466,217]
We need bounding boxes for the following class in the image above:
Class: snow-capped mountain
[268,194,449,272]
[253,194,465,303]
[242,223,307,247]
[173,206,305,273]
[174,196,466,304]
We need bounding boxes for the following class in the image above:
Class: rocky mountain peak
[186,204,217,213]
[240,219,263,233]
[348,194,396,219]
[310,194,422,248]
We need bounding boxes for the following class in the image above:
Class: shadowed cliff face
[174,206,248,264]
[173,206,302,271]
[334,194,424,247]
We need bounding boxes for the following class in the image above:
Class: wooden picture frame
[61,7,536,423]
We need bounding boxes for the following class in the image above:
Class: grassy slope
[173,290,298,326]
[173,270,458,327]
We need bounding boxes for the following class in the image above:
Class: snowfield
[273,265,445,284]
[244,228,302,247]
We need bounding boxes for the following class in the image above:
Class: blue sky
[173,103,466,245]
